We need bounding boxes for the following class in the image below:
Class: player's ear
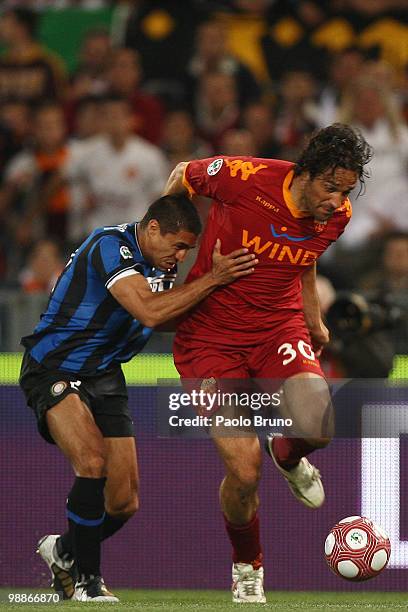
[147,219,160,236]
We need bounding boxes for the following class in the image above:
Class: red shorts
[173,312,324,381]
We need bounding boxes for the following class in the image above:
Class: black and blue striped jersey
[21,223,176,374]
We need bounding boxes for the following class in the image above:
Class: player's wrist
[203,271,221,289]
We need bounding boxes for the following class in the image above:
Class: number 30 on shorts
[277,341,315,365]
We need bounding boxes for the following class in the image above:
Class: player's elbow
[163,162,188,196]
[141,312,169,328]
[140,314,158,328]
[135,306,162,328]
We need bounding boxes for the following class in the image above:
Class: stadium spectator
[20,194,256,601]
[241,101,280,158]
[359,232,408,353]
[71,95,104,140]
[165,123,372,603]
[1,102,71,246]
[338,76,408,248]
[106,48,165,145]
[311,47,366,128]
[0,99,31,173]
[184,19,261,110]
[67,27,112,122]
[0,8,67,103]
[193,71,241,152]
[273,69,318,161]
[161,109,211,167]
[75,27,112,90]
[219,128,257,157]
[124,0,198,104]
[260,0,343,81]
[19,239,63,294]
[64,95,169,233]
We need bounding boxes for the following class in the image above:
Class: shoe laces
[238,569,263,597]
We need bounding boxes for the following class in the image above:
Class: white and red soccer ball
[325,516,391,581]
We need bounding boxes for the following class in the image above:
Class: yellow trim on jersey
[282,169,310,218]
[182,163,196,198]
[336,198,353,218]
[283,170,353,219]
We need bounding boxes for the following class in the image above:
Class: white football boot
[72,575,118,602]
[232,563,266,603]
[36,535,77,599]
[265,434,325,509]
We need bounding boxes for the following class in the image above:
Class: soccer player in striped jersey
[164,124,372,602]
[20,194,257,602]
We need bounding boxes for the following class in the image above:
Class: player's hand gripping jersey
[22,223,176,374]
[178,156,352,343]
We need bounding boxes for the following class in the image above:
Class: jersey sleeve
[91,236,145,289]
[183,156,268,204]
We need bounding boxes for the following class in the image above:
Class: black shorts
[19,351,134,444]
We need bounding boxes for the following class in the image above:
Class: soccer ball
[324,516,391,581]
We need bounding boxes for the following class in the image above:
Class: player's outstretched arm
[109,240,258,328]
[162,162,189,196]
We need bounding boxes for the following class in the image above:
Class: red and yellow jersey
[179,156,351,341]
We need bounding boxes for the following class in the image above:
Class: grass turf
[0,589,407,611]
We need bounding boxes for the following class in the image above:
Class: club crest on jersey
[314,220,327,233]
[207,158,223,176]
[50,381,67,396]
[120,245,133,260]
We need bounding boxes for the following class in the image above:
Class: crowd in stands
[0,0,407,351]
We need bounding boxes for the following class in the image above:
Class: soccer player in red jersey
[164,124,372,602]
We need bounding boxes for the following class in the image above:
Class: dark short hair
[140,194,202,236]
[6,8,37,38]
[383,231,408,246]
[99,93,132,111]
[294,123,372,190]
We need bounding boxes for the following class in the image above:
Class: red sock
[224,513,263,569]
[273,436,317,470]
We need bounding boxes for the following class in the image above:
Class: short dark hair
[140,194,202,236]
[7,8,37,38]
[99,93,132,111]
[294,123,372,190]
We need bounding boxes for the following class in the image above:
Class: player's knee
[76,451,106,478]
[106,494,139,519]
[234,464,261,492]
[308,436,331,449]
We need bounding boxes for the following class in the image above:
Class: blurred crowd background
[0,0,407,367]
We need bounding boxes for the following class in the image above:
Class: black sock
[66,477,106,579]
[100,513,128,541]
[58,512,129,558]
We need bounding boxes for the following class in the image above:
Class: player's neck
[109,134,128,151]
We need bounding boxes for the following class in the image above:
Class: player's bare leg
[38,394,118,602]
[102,436,139,537]
[212,434,266,603]
[266,372,333,508]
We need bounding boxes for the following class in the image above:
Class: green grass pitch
[0,590,407,611]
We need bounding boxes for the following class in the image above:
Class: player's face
[149,227,198,271]
[302,168,357,221]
